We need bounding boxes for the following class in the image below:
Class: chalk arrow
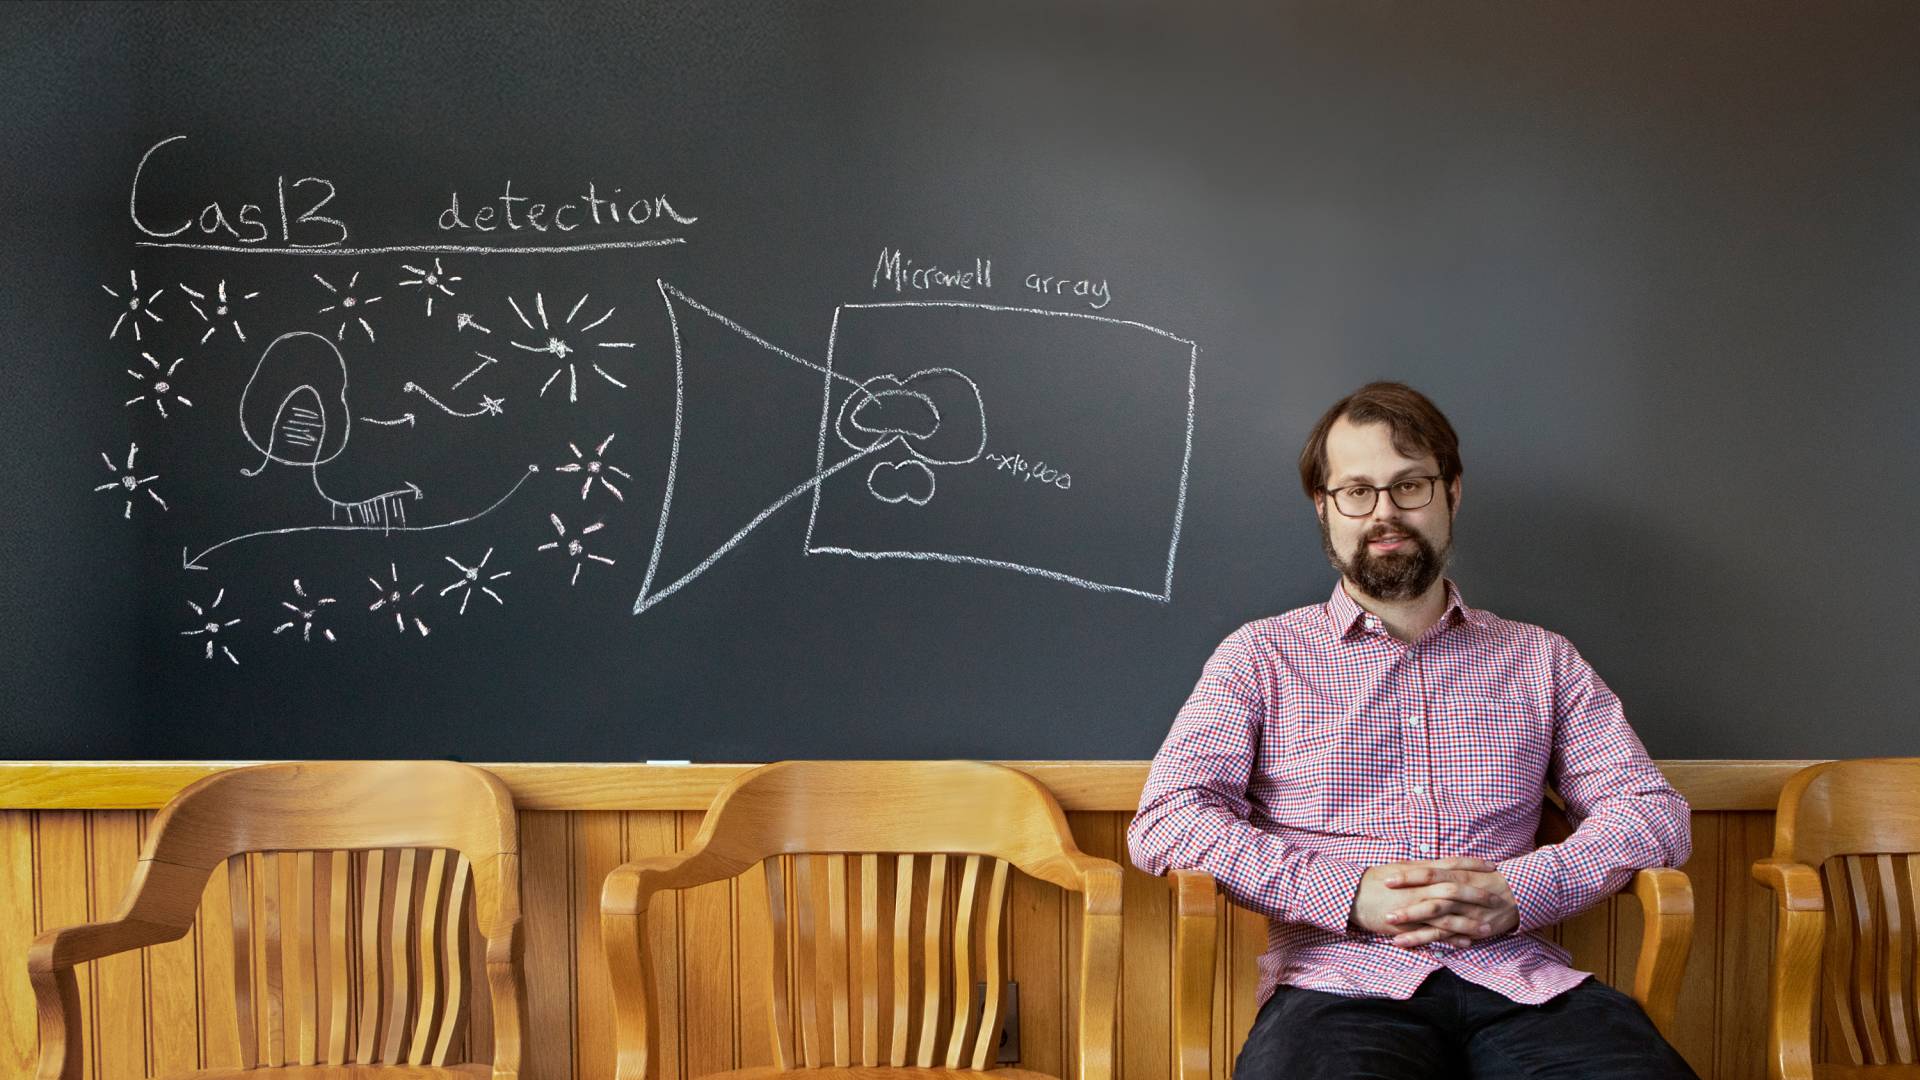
[404,382,504,418]
[183,464,537,570]
[361,413,416,427]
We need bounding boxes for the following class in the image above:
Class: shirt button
[1415,842,1434,854]
[1409,783,1426,795]
[1405,713,1425,727]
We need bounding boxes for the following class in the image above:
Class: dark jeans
[1235,969,1699,1079]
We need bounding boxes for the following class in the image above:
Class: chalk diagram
[439,548,510,614]
[181,329,537,570]
[539,513,614,586]
[273,579,338,643]
[472,290,636,403]
[179,278,258,343]
[312,271,383,343]
[634,281,1196,615]
[124,352,193,418]
[553,433,629,502]
[368,562,430,635]
[180,589,241,664]
[102,269,164,341]
[93,442,168,519]
[397,258,461,317]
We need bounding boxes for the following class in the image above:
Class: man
[1128,382,1696,1078]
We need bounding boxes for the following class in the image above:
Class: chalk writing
[984,451,1072,490]
[872,248,993,293]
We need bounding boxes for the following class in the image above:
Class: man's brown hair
[1297,381,1462,500]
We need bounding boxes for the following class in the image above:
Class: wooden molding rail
[0,759,1823,812]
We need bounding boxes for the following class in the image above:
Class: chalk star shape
[92,442,168,519]
[124,352,193,418]
[367,562,429,635]
[180,588,241,663]
[554,433,631,502]
[274,579,338,643]
[102,269,164,341]
[537,513,614,585]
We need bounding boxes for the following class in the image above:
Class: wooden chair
[600,760,1123,1080]
[1167,800,1694,1080]
[28,761,527,1080]
[1752,758,1920,1080]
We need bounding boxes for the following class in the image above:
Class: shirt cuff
[1498,849,1561,933]
[1289,850,1369,935]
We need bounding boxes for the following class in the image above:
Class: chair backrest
[690,761,1099,1071]
[1771,757,1920,1069]
[139,761,522,1072]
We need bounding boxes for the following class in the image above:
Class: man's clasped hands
[1349,857,1521,948]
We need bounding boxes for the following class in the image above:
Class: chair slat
[1908,857,1920,1069]
[890,854,915,1067]
[227,854,259,1069]
[311,851,333,1064]
[946,855,983,1067]
[432,853,472,1066]
[1846,855,1891,1064]
[763,856,795,1069]
[293,850,319,1065]
[262,851,287,1067]
[794,854,822,1068]
[860,853,881,1067]
[1826,857,1867,1065]
[825,853,852,1066]
[326,850,350,1064]
[409,849,450,1063]
[356,850,387,1063]
[1880,854,1916,1063]
[382,848,419,1064]
[969,858,1011,1069]
[915,854,947,1067]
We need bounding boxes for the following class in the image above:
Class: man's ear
[1313,492,1327,523]
[1447,475,1463,519]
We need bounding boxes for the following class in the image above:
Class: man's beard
[1320,518,1451,602]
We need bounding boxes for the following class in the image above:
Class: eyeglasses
[1322,475,1441,518]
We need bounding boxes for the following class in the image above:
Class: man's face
[1315,416,1460,602]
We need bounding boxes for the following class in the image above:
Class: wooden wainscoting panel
[1717,812,1780,1080]
[1659,809,1723,1077]
[626,811,681,1080]
[572,809,626,1080]
[678,811,735,1077]
[1008,855,1065,1077]
[38,811,96,1080]
[518,810,574,1080]
[0,812,38,1080]
[138,810,201,1077]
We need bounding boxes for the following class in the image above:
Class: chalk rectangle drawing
[803,302,1196,601]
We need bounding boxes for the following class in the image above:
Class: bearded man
[1128,382,1697,1079]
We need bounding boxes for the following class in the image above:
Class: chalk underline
[132,238,688,255]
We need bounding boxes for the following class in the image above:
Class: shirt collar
[1326,578,1486,639]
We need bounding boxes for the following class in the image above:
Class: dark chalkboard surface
[3,2,1916,761]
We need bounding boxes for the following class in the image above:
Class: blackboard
[4,2,1916,761]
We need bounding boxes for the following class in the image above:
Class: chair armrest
[1170,870,1219,1080]
[28,916,187,976]
[1751,858,1824,1080]
[1074,858,1125,1080]
[1751,858,1825,910]
[28,876,198,1076]
[1621,867,1692,1040]
[600,847,742,918]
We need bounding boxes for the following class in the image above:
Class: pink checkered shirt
[1128,579,1690,1006]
